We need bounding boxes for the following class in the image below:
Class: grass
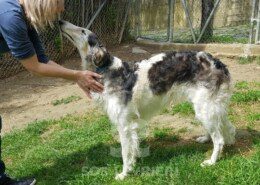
[51,95,82,106]
[232,82,260,103]
[231,90,260,103]
[228,81,260,130]
[171,102,194,116]
[246,113,260,123]
[2,81,260,184]
[237,56,260,65]
[234,81,249,90]
[177,127,189,134]
[238,57,255,65]
[2,112,259,185]
[153,128,179,142]
[208,35,248,44]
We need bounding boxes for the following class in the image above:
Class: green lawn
[2,82,260,185]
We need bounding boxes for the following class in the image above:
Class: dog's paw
[115,173,127,180]
[200,159,215,167]
[196,135,210,143]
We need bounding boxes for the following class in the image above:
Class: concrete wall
[131,0,252,31]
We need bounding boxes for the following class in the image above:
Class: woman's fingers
[91,81,104,92]
[88,71,103,79]
[77,82,92,99]
[76,70,104,96]
[94,80,104,90]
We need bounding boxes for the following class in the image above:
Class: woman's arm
[21,55,103,98]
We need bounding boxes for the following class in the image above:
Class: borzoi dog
[59,20,236,180]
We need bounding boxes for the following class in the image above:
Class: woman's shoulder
[0,0,22,15]
[0,10,25,27]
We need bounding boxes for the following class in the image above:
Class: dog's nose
[58,20,65,26]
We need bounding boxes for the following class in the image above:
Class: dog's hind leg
[201,128,224,166]
[191,88,232,166]
[221,118,236,145]
[195,108,225,166]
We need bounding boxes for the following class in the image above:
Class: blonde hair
[21,0,64,30]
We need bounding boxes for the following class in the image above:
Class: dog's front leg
[115,123,132,180]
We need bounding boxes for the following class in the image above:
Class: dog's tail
[196,51,231,92]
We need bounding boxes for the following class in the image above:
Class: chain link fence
[1,0,257,79]
[0,0,129,79]
[130,0,252,44]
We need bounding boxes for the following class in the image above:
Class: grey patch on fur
[104,61,138,105]
[148,51,230,95]
[91,50,138,105]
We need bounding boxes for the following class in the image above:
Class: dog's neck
[81,54,123,74]
[105,56,123,71]
[95,53,113,74]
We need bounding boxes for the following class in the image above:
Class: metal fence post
[255,0,260,43]
[82,0,86,27]
[181,0,196,43]
[136,0,141,38]
[249,0,257,44]
[167,0,175,42]
[58,14,64,55]
[86,0,108,29]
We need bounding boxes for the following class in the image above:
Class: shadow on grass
[27,128,258,184]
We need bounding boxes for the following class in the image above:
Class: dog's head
[59,20,111,70]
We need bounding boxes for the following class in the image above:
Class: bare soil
[0,44,259,135]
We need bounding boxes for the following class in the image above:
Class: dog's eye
[82,30,86,35]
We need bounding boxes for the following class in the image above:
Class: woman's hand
[76,70,104,98]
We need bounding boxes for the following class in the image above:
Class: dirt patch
[0,44,259,135]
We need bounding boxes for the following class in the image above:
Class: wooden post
[196,0,221,43]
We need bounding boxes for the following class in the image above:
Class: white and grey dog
[59,20,236,180]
